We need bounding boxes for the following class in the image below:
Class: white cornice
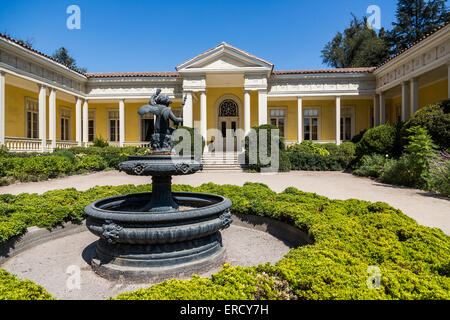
[374,24,450,75]
[0,38,87,82]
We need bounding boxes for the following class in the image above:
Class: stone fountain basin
[84,192,233,277]
[85,192,233,245]
[118,155,203,176]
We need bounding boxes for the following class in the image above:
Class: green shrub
[68,146,146,169]
[290,141,330,156]
[92,135,109,148]
[245,124,291,172]
[400,126,436,188]
[289,152,342,171]
[427,151,450,197]
[0,183,448,300]
[75,155,107,172]
[0,145,8,158]
[353,154,387,178]
[356,124,400,158]
[351,129,368,143]
[52,149,76,163]
[0,270,54,300]
[379,156,420,187]
[3,156,72,182]
[402,100,450,150]
[287,142,355,171]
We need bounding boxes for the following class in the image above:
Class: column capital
[0,70,5,76]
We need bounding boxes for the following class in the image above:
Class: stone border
[0,214,311,266]
[232,213,312,247]
[0,221,86,265]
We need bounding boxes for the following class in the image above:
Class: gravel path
[0,226,291,300]
[0,170,448,234]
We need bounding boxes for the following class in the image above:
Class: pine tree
[321,15,390,68]
[388,0,449,54]
[52,47,87,73]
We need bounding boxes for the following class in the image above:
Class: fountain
[84,89,233,281]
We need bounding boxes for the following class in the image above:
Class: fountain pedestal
[84,154,233,281]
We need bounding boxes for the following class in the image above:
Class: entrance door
[219,118,238,152]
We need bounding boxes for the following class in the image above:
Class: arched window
[219,99,238,117]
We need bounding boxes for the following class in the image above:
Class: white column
[297,96,303,143]
[402,81,410,121]
[335,96,341,145]
[258,90,267,125]
[119,99,125,147]
[82,100,88,145]
[380,93,386,125]
[410,78,419,117]
[200,91,207,147]
[38,84,47,152]
[49,88,57,150]
[75,97,82,146]
[0,71,5,146]
[374,94,380,127]
[244,91,251,136]
[183,91,193,128]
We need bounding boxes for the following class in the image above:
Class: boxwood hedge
[0,183,449,300]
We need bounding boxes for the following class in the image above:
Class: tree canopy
[322,0,449,68]
[387,0,449,55]
[321,15,390,68]
[52,47,87,73]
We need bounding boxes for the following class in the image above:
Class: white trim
[335,96,341,145]
[119,100,125,147]
[49,88,57,148]
[38,84,47,152]
[244,91,251,136]
[82,100,89,143]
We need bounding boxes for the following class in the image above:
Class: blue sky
[0,0,399,73]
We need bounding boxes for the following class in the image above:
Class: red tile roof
[86,71,180,78]
[0,33,87,76]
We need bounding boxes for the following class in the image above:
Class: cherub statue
[138,89,185,152]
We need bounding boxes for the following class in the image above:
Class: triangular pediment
[176,42,273,72]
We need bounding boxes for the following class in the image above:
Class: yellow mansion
[0,23,448,153]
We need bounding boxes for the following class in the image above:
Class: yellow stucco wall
[418,79,448,109]
[3,79,447,144]
[385,79,447,122]
[5,84,35,137]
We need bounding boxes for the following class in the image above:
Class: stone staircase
[201,152,246,171]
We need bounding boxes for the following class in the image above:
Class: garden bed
[0,182,448,300]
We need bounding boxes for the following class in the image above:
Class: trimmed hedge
[0,183,449,300]
[355,124,402,158]
[0,146,148,184]
[0,270,54,300]
[288,142,356,171]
